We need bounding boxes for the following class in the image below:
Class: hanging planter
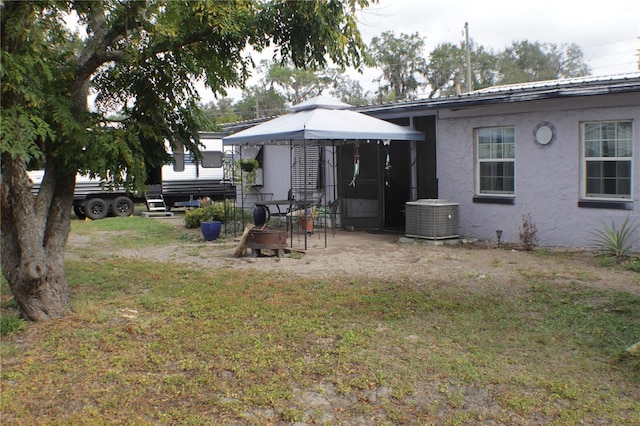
[228,158,261,192]
[239,158,259,172]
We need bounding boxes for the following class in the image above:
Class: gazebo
[222,95,424,249]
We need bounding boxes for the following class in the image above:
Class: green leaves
[0,106,49,162]
[370,31,427,101]
[3,0,370,181]
[591,216,640,260]
[257,0,367,70]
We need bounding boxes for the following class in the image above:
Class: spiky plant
[590,216,640,261]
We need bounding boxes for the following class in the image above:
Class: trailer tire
[113,196,134,217]
[86,198,108,220]
[73,205,87,220]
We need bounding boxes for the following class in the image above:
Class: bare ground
[69,216,640,297]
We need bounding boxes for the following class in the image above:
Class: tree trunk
[1,155,74,321]
[10,259,71,322]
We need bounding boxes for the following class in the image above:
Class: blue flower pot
[200,221,222,241]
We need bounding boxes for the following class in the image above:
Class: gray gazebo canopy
[222,96,424,249]
[222,95,425,145]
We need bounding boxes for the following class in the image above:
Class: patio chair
[315,198,339,236]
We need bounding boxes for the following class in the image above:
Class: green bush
[184,200,249,229]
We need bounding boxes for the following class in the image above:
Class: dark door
[414,115,438,199]
[383,141,411,229]
[337,141,382,229]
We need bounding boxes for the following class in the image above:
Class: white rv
[29,133,235,219]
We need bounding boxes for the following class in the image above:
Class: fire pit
[247,228,287,257]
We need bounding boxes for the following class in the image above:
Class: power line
[582,37,638,50]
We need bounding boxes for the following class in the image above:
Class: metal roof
[221,73,640,133]
[356,72,640,114]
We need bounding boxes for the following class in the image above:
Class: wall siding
[437,95,640,247]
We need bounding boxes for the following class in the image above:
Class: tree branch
[72,2,138,104]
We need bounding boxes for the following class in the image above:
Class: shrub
[184,200,248,229]
[519,214,538,251]
[590,216,639,261]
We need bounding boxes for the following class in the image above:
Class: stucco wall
[261,145,292,200]
[436,94,640,247]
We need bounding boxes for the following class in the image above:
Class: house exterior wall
[261,145,291,200]
[436,92,640,247]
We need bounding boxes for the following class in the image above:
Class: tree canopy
[371,32,591,100]
[208,31,593,118]
[369,31,427,101]
[201,60,371,125]
[496,41,590,85]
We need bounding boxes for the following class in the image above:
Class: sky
[200,0,640,103]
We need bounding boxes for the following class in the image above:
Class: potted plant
[293,206,318,232]
[192,197,223,241]
[237,158,260,190]
[223,157,261,192]
[238,158,259,173]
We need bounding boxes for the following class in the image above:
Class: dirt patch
[67,216,640,296]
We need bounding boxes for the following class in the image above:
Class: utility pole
[464,22,472,92]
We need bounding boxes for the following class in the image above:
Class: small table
[256,199,319,231]
[255,200,294,216]
[255,200,295,229]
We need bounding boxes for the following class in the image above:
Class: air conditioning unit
[405,199,459,239]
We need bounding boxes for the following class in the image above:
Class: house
[362,73,640,247]
[224,73,640,247]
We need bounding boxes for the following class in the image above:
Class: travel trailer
[29,134,235,219]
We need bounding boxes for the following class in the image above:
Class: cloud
[199,0,639,103]
[357,0,639,75]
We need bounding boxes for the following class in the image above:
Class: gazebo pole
[303,138,308,250]
[239,146,246,228]
[289,139,294,248]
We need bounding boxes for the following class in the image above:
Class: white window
[582,121,633,199]
[475,127,515,195]
[202,151,223,168]
[172,152,185,172]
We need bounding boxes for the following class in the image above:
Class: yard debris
[618,340,640,363]
[119,308,139,319]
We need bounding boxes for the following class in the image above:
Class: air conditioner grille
[405,199,459,239]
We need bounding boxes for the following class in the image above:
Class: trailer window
[173,152,185,172]
[202,151,223,168]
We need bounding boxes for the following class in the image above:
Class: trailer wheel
[112,196,134,217]
[86,198,108,220]
[73,205,87,220]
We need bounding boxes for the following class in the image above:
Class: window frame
[580,120,633,201]
[474,126,516,197]
[201,151,224,168]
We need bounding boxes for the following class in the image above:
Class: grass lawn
[1,217,639,425]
